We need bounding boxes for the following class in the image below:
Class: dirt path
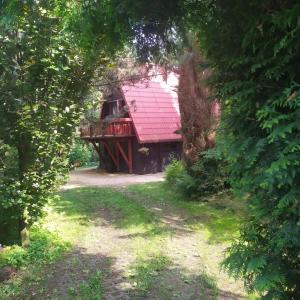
[64,168,164,190]
[40,218,138,300]
[20,171,245,300]
[117,188,245,300]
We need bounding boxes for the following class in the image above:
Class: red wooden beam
[115,144,120,171]
[128,139,133,173]
[116,141,129,165]
[116,140,133,173]
[102,141,118,169]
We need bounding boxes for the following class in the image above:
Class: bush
[68,138,98,169]
[165,149,229,198]
[0,227,70,269]
[0,246,27,269]
[165,158,185,186]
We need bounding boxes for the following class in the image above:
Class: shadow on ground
[16,247,245,300]
[29,187,247,299]
[126,183,246,244]
[16,247,115,300]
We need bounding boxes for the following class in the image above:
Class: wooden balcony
[80,118,134,139]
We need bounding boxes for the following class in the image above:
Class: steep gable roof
[121,73,181,144]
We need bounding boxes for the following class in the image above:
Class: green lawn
[128,183,247,243]
[0,183,256,300]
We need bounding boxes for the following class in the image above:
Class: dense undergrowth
[68,137,98,169]
[0,227,69,270]
[165,149,229,199]
[0,226,70,299]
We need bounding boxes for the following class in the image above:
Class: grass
[53,188,158,228]
[0,183,254,299]
[0,227,70,299]
[128,182,247,243]
[129,255,170,295]
[0,227,69,269]
[199,272,218,300]
[67,271,102,300]
[0,187,167,299]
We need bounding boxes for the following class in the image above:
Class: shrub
[0,227,70,269]
[179,149,229,198]
[165,158,185,186]
[0,0,121,245]
[68,138,98,169]
[0,143,22,245]
[0,246,27,269]
[165,149,229,199]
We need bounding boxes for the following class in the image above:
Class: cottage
[80,73,182,174]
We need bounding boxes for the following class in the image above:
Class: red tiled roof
[121,74,182,143]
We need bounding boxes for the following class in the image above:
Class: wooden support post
[128,139,133,173]
[116,140,133,174]
[91,141,104,169]
[102,141,118,169]
[116,143,120,171]
[91,141,99,156]
[116,141,128,163]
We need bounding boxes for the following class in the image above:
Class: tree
[178,41,216,167]
[186,1,300,298]
[0,0,121,245]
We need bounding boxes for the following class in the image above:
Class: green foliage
[179,149,229,198]
[165,149,229,198]
[0,246,26,269]
[105,0,185,62]
[0,142,20,244]
[67,271,102,300]
[1,0,299,297]
[0,0,120,243]
[187,1,300,299]
[164,158,185,186]
[68,138,98,168]
[0,227,69,269]
[129,255,169,294]
[129,182,245,243]
[0,1,85,241]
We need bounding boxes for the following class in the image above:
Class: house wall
[132,139,182,174]
[101,137,182,174]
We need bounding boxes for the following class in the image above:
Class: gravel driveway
[63,167,165,189]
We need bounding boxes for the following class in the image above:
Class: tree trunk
[19,217,30,247]
[178,49,216,167]
[17,140,32,246]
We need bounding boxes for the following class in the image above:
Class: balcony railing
[80,118,134,138]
